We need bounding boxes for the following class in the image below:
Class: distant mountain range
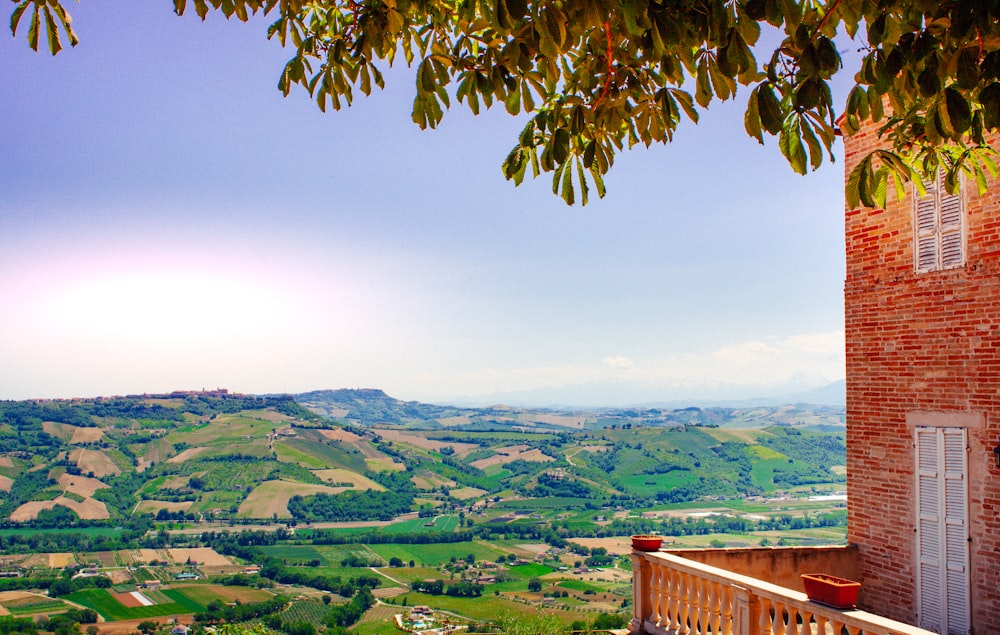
[444,378,847,409]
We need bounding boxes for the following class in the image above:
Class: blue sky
[1,3,847,405]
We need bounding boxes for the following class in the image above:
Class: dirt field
[319,428,363,443]
[0,457,12,468]
[247,410,294,422]
[134,500,194,515]
[449,487,489,500]
[167,548,231,566]
[10,496,109,522]
[68,449,121,478]
[529,414,586,429]
[112,591,144,608]
[569,537,634,556]
[92,617,195,635]
[159,475,191,489]
[365,457,405,471]
[43,421,105,444]
[58,473,109,497]
[411,474,455,490]
[471,446,555,469]
[515,543,550,555]
[237,480,344,518]
[373,429,480,456]
[311,468,385,491]
[166,447,209,464]
[0,476,12,492]
[136,549,169,564]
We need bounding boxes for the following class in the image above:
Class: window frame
[914,172,966,273]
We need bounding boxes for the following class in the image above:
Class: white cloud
[602,355,635,370]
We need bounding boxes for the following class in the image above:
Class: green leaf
[10,2,29,36]
[944,87,972,136]
[957,48,980,90]
[779,119,807,175]
[27,5,39,52]
[917,66,940,99]
[800,118,823,171]
[670,89,698,123]
[756,84,783,135]
[744,87,763,143]
[43,6,61,55]
[695,58,713,107]
[982,83,1000,129]
[845,156,870,208]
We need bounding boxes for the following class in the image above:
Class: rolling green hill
[0,389,845,526]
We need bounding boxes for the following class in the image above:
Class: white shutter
[914,172,965,272]
[915,427,971,635]
[916,427,944,632]
[941,429,970,635]
[916,178,940,272]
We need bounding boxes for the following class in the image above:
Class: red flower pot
[801,573,861,609]
[631,535,663,551]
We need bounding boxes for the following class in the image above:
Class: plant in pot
[801,573,861,609]
[631,535,663,551]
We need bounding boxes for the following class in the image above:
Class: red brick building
[844,127,1000,634]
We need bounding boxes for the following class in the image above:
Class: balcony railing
[631,550,937,635]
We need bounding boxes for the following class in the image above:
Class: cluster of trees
[409,579,484,597]
[339,555,380,568]
[525,472,594,499]
[194,596,287,624]
[207,535,382,597]
[321,587,374,632]
[287,490,412,522]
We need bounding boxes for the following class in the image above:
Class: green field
[386,592,589,623]
[378,515,461,534]
[279,599,336,627]
[368,542,503,567]
[5,598,67,615]
[507,563,554,579]
[64,588,203,621]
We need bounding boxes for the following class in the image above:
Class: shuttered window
[915,427,971,635]
[914,173,965,272]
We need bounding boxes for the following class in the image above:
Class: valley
[0,389,847,633]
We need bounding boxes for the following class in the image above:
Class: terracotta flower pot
[631,535,663,551]
[801,573,861,609]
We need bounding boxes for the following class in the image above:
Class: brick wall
[843,127,1000,633]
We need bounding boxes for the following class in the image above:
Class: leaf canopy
[10,0,1000,206]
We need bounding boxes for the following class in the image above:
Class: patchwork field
[166,447,209,464]
[134,501,194,515]
[10,496,109,522]
[43,421,105,444]
[311,469,385,490]
[319,428,364,443]
[449,487,489,500]
[411,474,455,490]
[368,542,504,567]
[372,429,480,456]
[167,548,231,567]
[471,445,555,469]
[237,480,344,518]
[57,473,110,497]
[365,457,405,471]
[68,449,121,478]
[64,585,255,621]
[523,413,586,429]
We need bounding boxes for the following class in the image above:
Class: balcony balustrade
[631,550,937,635]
